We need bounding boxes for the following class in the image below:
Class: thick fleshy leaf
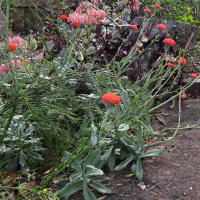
[121,90,130,108]
[141,149,163,158]
[108,150,116,171]
[101,146,113,162]
[120,137,137,151]
[70,173,82,182]
[83,182,97,200]
[91,132,97,146]
[119,149,128,160]
[63,151,72,161]
[114,155,133,171]
[86,149,104,169]
[91,124,98,146]
[57,180,83,199]
[136,158,143,181]
[130,162,136,173]
[87,168,104,177]
[19,153,29,172]
[56,179,70,188]
[89,181,112,194]
[91,176,110,183]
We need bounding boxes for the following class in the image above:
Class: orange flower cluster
[178,57,187,66]
[166,62,174,67]
[156,24,167,30]
[8,43,17,52]
[101,93,121,104]
[144,9,152,14]
[190,73,198,79]
[163,38,176,46]
[59,14,68,20]
[129,25,138,30]
[154,4,161,9]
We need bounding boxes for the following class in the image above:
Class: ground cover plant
[0,0,199,199]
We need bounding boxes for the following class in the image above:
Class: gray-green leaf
[141,149,163,158]
[101,146,113,162]
[114,155,134,171]
[136,158,143,181]
[83,182,98,200]
[57,180,83,199]
[89,181,112,194]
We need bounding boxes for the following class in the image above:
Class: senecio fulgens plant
[55,1,199,199]
[0,0,199,199]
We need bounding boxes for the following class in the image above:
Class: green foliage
[141,0,200,24]
[0,0,198,199]
[57,150,111,199]
[0,120,44,171]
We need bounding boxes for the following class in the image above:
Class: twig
[145,87,182,148]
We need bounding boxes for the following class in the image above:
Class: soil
[72,99,200,200]
[104,100,200,200]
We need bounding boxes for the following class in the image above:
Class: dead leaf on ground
[181,88,187,100]
[155,115,167,126]
[2,171,20,185]
[17,182,37,196]
[125,173,134,178]
[138,182,147,191]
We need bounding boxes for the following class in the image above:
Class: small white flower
[118,123,129,132]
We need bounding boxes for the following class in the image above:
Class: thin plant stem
[149,78,198,113]
[145,87,182,148]
[5,0,10,49]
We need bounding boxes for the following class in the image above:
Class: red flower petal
[154,4,161,9]
[144,9,152,14]
[190,73,198,79]
[163,38,176,46]
[156,24,167,30]
[129,25,138,30]
[59,15,68,20]
[8,43,17,52]
[72,22,80,27]
[178,57,187,66]
[166,62,174,67]
[101,93,121,104]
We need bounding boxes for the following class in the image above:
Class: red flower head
[190,73,198,79]
[156,24,167,30]
[101,93,121,104]
[144,9,152,14]
[178,57,187,66]
[72,22,80,27]
[166,62,174,67]
[98,37,103,40]
[8,43,17,52]
[154,4,161,9]
[59,14,68,20]
[163,38,176,46]
[129,25,138,30]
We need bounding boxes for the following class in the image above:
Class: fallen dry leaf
[17,182,37,196]
[125,173,135,178]
[2,171,20,185]
[155,115,167,126]
[181,88,187,100]
[138,182,147,191]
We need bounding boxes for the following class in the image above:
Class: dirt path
[104,129,200,200]
[102,99,200,200]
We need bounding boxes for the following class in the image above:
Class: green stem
[145,87,182,148]
[149,79,196,113]
[5,0,10,49]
